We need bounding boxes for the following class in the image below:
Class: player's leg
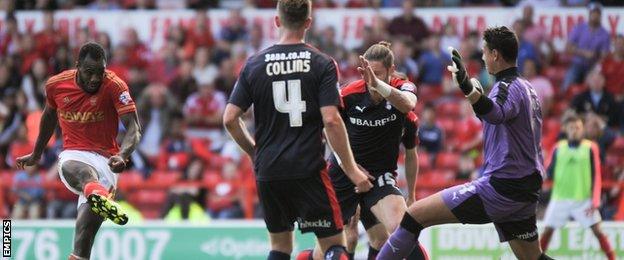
[570,200,615,260]
[268,231,294,259]
[364,224,387,259]
[72,202,104,259]
[589,223,615,260]
[496,216,554,260]
[256,179,297,259]
[317,233,349,260]
[508,239,544,260]
[539,227,555,252]
[370,194,407,234]
[377,192,459,259]
[60,160,127,225]
[540,200,568,252]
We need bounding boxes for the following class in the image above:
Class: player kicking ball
[540,114,615,260]
[16,42,141,260]
[377,26,553,260]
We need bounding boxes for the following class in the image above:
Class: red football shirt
[45,69,136,157]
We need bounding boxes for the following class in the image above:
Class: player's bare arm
[16,104,58,169]
[223,103,255,157]
[109,111,141,173]
[321,106,373,193]
[404,147,418,206]
[358,56,417,113]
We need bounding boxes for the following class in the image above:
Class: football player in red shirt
[16,42,141,260]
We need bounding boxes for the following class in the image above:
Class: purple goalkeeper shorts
[441,175,539,242]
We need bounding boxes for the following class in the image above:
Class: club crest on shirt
[119,91,132,105]
[63,97,70,104]
[90,97,97,106]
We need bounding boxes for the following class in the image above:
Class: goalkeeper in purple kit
[377,26,553,260]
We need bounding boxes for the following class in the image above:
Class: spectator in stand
[35,11,64,61]
[439,22,460,51]
[584,113,616,163]
[451,100,482,153]
[601,35,624,101]
[392,37,419,81]
[157,113,194,172]
[193,48,219,90]
[317,26,346,61]
[562,3,610,91]
[523,59,554,116]
[517,0,561,7]
[21,58,48,112]
[246,23,269,57]
[207,164,244,219]
[120,28,150,69]
[387,0,429,52]
[186,10,216,52]
[50,45,72,75]
[215,58,238,97]
[170,59,198,104]
[570,66,619,127]
[11,165,44,219]
[161,159,208,222]
[19,33,41,76]
[521,5,554,63]
[418,103,444,165]
[147,39,179,86]
[418,33,451,86]
[220,9,248,43]
[0,13,20,56]
[88,0,122,9]
[136,83,179,163]
[513,19,539,74]
[356,26,377,54]
[456,153,478,181]
[183,71,227,152]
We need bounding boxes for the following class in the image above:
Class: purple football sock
[377,227,418,259]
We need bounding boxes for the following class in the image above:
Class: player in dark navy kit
[302,42,418,260]
[378,26,553,260]
[223,1,373,260]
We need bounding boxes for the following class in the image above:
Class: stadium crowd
[1,1,624,222]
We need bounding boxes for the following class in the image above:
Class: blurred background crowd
[1,0,624,223]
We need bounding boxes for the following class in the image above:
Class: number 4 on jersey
[273,80,306,127]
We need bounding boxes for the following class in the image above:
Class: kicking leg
[377,192,458,259]
[72,203,104,259]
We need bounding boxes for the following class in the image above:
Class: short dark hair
[277,0,311,30]
[77,42,106,65]
[483,26,518,63]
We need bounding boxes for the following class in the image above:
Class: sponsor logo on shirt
[400,82,416,92]
[349,114,397,127]
[119,91,132,105]
[59,110,105,123]
[298,219,332,229]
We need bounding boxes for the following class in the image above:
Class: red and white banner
[1,8,623,50]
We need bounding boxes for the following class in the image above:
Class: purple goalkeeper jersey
[479,67,545,179]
